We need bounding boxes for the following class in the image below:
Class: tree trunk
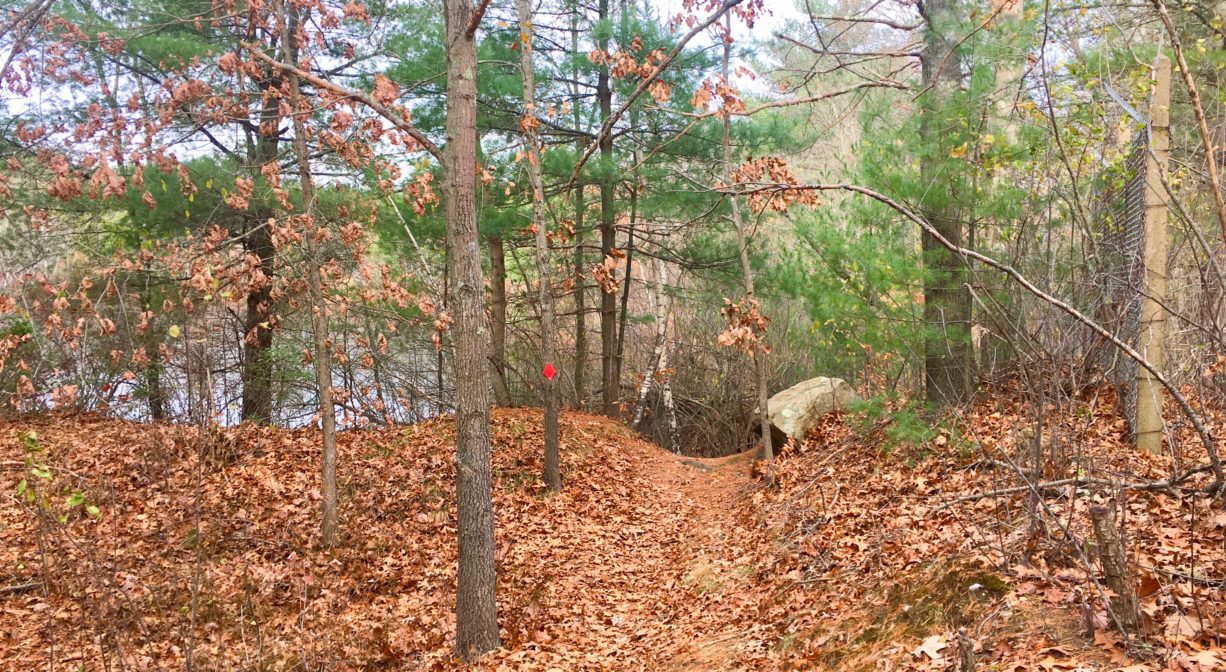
[241,219,275,423]
[142,271,166,422]
[920,0,972,406]
[661,371,679,453]
[517,0,561,491]
[631,254,675,455]
[722,16,773,481]
[488,235,512,406]
[280,0,338,548]
[630,257,665,430]
[597,0,619,418]
[573,180,587,410]
[240,66,282,425]
[438,254,448,411]
[571,13,587,411]
[444,0,500,659]
[145,349,166,421]
[616,157,636,389]
[1089,505,1141,634]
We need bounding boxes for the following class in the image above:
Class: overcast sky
[649,0,807,43]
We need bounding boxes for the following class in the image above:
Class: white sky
[647,0,809,93]
[650,0,807,39]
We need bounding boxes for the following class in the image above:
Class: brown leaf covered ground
[1,390,1224,670]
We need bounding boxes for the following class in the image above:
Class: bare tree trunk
[145,344,166,421]
[1089,505,1141,634]
[597,0,619,418]
[722,16,773,480]
[631,255,680,452]
[439,255,448,410]
[142,270,166,422]
[241,212,276,422]
[920,0,972,406]
[488,235,512,406]
[616,171,636,389]
[661,371,679,453]
[444,0,500,659]
[616,223,633,388]
[241,61,282,424]
[631,256,670,429]
[573,183,587,410]
[517,0,561,492]
[280,0,338,548]
[570,11,587,411]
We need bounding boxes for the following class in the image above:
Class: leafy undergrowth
[1,389,1224,670]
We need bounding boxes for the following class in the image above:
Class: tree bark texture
[488,235,512,406]
[597,0,619,418]
[1089,505,1141,635]
[444,0,500,658]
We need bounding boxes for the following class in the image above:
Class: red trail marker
[542,362,556,380]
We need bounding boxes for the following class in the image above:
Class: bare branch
[775,33,922,58]
[803,13,921,31]
[466,0,493,38]
[725,181,1226,492]
[563,0,744,190]
[679,80,910,120]
[241,43,443,161]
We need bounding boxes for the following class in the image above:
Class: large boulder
[757,377,859,447]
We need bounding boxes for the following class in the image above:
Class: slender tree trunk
[142,270,166,421]
[363,311,392,422]
[145,348,166,421]
[487,235,512,406]
[615,153,636,390]
[444,0,500,659]
[438,254,448,410]
[1153,0,1226,247]
[280,1,338,547]
[616,225,632,387]
[597,0,619,417]
[571,13,587,410]
[517,0,561,491]
[573,181,587,410]
[920,0,972,406]
[631,255,672,431]
[722,16,773,480]
[661,371,679,453]
[1089,505,1141,634]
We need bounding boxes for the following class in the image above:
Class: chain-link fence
[1093,130,1149,436]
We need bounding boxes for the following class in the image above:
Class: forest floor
[2,387,1225,670]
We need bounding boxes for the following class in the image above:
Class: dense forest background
[4,0,1226,668]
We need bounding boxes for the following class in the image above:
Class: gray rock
[757,377,858,446]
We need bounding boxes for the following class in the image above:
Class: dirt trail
[632,446,765,670]
[487,414,771,669]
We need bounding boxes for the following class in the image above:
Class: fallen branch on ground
[0,581,39,595]
[929,469,1216,513]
